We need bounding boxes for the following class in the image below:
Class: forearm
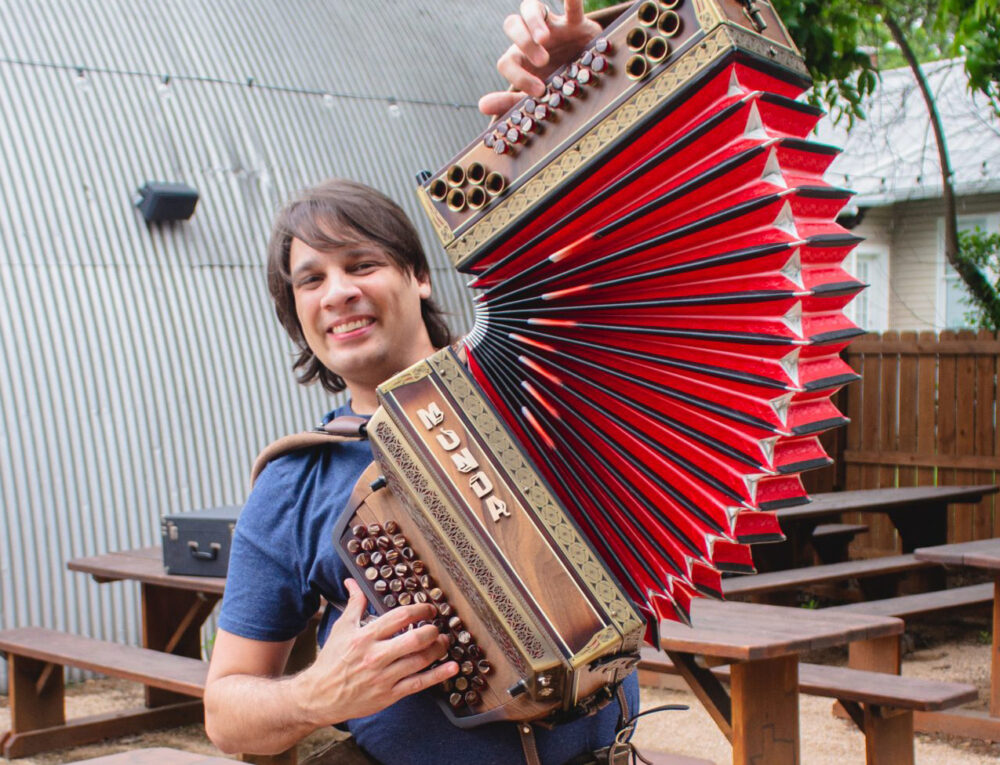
[204,671,319,755]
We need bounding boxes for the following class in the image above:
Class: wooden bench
[0,627,208,759]
[810,523,868,564]
[637,648,977,765]
[1,628,708,765]
[722,553,934,601]
[818,582,997,681]
[827,582,994,619]
[68,747,237,764]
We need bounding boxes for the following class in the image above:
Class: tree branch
[882,11,1000,328]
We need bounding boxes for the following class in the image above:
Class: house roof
[815,58,1000,206]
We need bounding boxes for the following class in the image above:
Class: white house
[816,58,1000,332]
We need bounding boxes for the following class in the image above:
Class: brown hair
[267,178,453,394]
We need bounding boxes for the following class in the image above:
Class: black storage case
[161,505,242,577]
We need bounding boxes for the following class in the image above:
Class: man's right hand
[293,578,458,725]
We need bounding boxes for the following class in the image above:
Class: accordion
[335,0,860,727]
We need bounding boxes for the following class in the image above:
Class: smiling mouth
[330,318,375,335]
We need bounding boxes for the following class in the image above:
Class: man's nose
[319,270,362,308]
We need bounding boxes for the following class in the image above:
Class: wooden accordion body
[335,348,645,727]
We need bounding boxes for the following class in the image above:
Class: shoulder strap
[250,415,369,487]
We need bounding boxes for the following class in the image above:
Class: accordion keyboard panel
[336,463,563,727]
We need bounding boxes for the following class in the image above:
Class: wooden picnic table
[68,549,905,765]
[656,598,903,764]
[67,547,312,765]
[756,484,999,571]
[913,538,1000,741]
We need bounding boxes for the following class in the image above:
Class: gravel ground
[1,619,997,764]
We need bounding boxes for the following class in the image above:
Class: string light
[0,55,474,111]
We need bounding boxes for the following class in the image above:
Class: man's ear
[417,274,432,300]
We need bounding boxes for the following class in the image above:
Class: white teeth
[331,318,373,334]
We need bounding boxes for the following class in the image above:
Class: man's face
[289,235,435,401]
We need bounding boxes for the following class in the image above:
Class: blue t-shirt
[219,405,639,765]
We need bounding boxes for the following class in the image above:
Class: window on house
[844,247,889,333]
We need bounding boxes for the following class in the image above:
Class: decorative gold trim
[369,411,560,674]
[445,25,735,268]
[692,0,722,30]
[427,349,645,643]
[415,186,454,247]
[377,359,433,394]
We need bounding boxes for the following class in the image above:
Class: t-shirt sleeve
[218,456,321,642]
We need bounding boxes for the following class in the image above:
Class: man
[204,4,635,763]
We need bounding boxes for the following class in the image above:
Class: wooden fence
[802,330,999,555]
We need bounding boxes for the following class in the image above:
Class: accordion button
[373,580,388,594]
[477,660,491,674]
[454,676,469,692]
[551,74,565,89]
[394,563,409,577]
[483,133,495,149]
[360,538,376,552]
[493,139,508,155]
[460,660,475,676]
[351,524,368,538]
[592,54,608,73]
[449,646,465,660]
[580,50,593,66]
[401,546,416,560]
[392,533,407,547]
[465,644,482,659]
[594,36,610,53]
[509,110,522,125]
[561,80,578,97]
[398,592,414,606]
[411,560,427,575]
[404,576,419,591]
[385,550,400,565]
[376,535,392,550]
[414,591,428,603]
[471,675,486,689]
[384,520,399,534]
[370,551,384,566]
[364,567,379,581]
[533,104,549,121]
[447,616,463,631]
[366,524,382,537]
[547,92,563,110]
[355,553,371,567]
[389,579,404,593]
[418,574,432,589]
[380,565,394,579]
[456,630,472,645]
[568,63,579,78]
[438,602,454,617]
[524,98,537,112]
[520,117,535,134]
[464,690,481,706]
[383,594,398,608]
[505,127,521,144]
[346,539,361,554]
[448,692,463,707]
[576,69,593,85]
[428,587,444,601]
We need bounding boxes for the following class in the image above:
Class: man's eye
[353,261,380,272]
[296,274,322,288]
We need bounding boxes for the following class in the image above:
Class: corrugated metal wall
[0,0,510,688]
